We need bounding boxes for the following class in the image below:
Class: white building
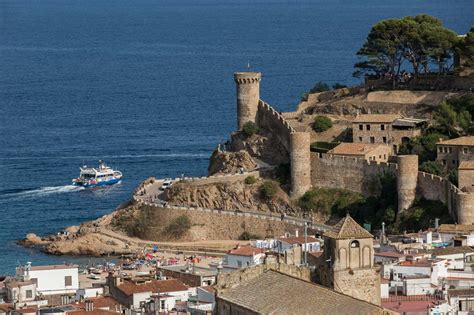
[431,246,474,270]
[224,246,265,269]
[276,236,321,254]
[391,259,447,286]
[16,264,79,296]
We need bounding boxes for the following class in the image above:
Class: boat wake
[0,185,84,200]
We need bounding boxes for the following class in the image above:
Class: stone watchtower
[234,72,262,130]
[290,131,311,197]
[397,155,418,212]
[317,215,381,305]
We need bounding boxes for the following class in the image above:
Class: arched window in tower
[350,240,360,248]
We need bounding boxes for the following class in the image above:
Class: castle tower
[319,215,381,305]
[234,72,262,130]
[457,193,474,224]
[397,155,418,212]
[290,131,311,197]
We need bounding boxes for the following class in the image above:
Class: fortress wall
[257,100,294,151]
[310,153,396,196]
[416,172,449,204]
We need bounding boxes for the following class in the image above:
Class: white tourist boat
[72,160,122,188]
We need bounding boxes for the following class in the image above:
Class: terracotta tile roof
[309,251,323,258]
[353,114,401,123]
[459,161,474,170]
[328,143,390,157]
[228,246,265,257]
[437,136,474,146]
[117,279,188,296]
[277,236,320,245]
[374,252,405,258]
[218,270,386,314]
[323,215,373,240]
[431,246,474,256]
[200,286,216,293]
[380,278,390,284]
[29,264,78,271]
[0,304,13,312]
[13,308,37,313]
[439,224,474,234]
[69,311,120,315]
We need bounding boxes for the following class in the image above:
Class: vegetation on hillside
[238,231,261,240]
[167,215,192,237]
[313,116,333,132]
[244,175,257,185]
[242,121,259,137]
[456,26,474,70]
[259,180,279,199]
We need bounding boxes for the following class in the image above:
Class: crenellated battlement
[234,72,262,84]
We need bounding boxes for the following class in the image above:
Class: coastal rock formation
[230,130,289,166]
[208,150,257,175]
[164,179,296,215]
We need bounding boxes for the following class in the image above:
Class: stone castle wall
[310,153,397,196]
[256,100,294,151]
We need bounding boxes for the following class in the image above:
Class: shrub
[313,116,333,132]
[244,175,257,185]
[332,83,347,89]
[397,199,452,232]
[448,169,458,186]
[259,181,279,199]
[238,231,261,240]
[242,121,259,137]
[419,161,444,176]
[309,81,330,93]
[167,215,192,237]
[299,188,364,216]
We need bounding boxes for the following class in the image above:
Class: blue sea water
[0,0,472,275]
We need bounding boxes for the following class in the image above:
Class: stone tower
[234,72,262,130]
[290,131,311,197]
[457,193,474,224]
[317,215,381,305]
[397,155,418,212]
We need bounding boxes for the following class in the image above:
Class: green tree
[242,121,259,137]
[354,18,406,87]
[434,102,472,137]
[448,169,458,186]
[244,175,257,185]
[425,26,459,74]
[457,26,474,69]
[313,116,333,132]
[419,161,444,175]
[309,81,330,93]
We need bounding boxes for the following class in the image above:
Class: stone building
[352,114,425,153]
[215,261,394,315]
[316,214,381,305]
[327,142,392,162]
[459,161,474,192]
[436,136,474,170]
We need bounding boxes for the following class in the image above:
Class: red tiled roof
[13,308,37,313]
[228,246,264,257]
[69,311,120,315]
[277,236,320,245]
[78,297,120,310]
[382,300,438,313]
[117,279,188,296]
[309,251,323,258]
[375,252,405,258]
[380,278,389,284]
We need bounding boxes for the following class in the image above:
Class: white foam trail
[5,185,84,199]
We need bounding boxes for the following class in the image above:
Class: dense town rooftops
[448,288,474,297]
[157,265,217,277]
[227,246,265,257]
[352,114,401,123]
[437,136,474,146]
[328,143,389,156]
[218,270,386,314]
[459,161,474,170]
[77,297,120,310]
[431,246,474,256]
[277,236,320,245]
[323,215,373,240]
[117,279,188,296]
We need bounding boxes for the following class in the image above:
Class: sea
[0,0,472,275]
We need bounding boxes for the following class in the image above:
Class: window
[160,300,165,310]
[366,124,371,131]
[448,147,452,153]
[26,290,32,299]
[379,155,382,159]
[382,137,387,143]
[438,147,442,153]
[464,148,469,154]
[237,260,242,267]
[381,124,385,130]
[359,124,363,130]
[384,154,387,159]
[350,240,360,248]
[65,276,72,286]
[442,160,447,166]
[370,137,375,143]
[359,137,363,142]
[453,160,456,165]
